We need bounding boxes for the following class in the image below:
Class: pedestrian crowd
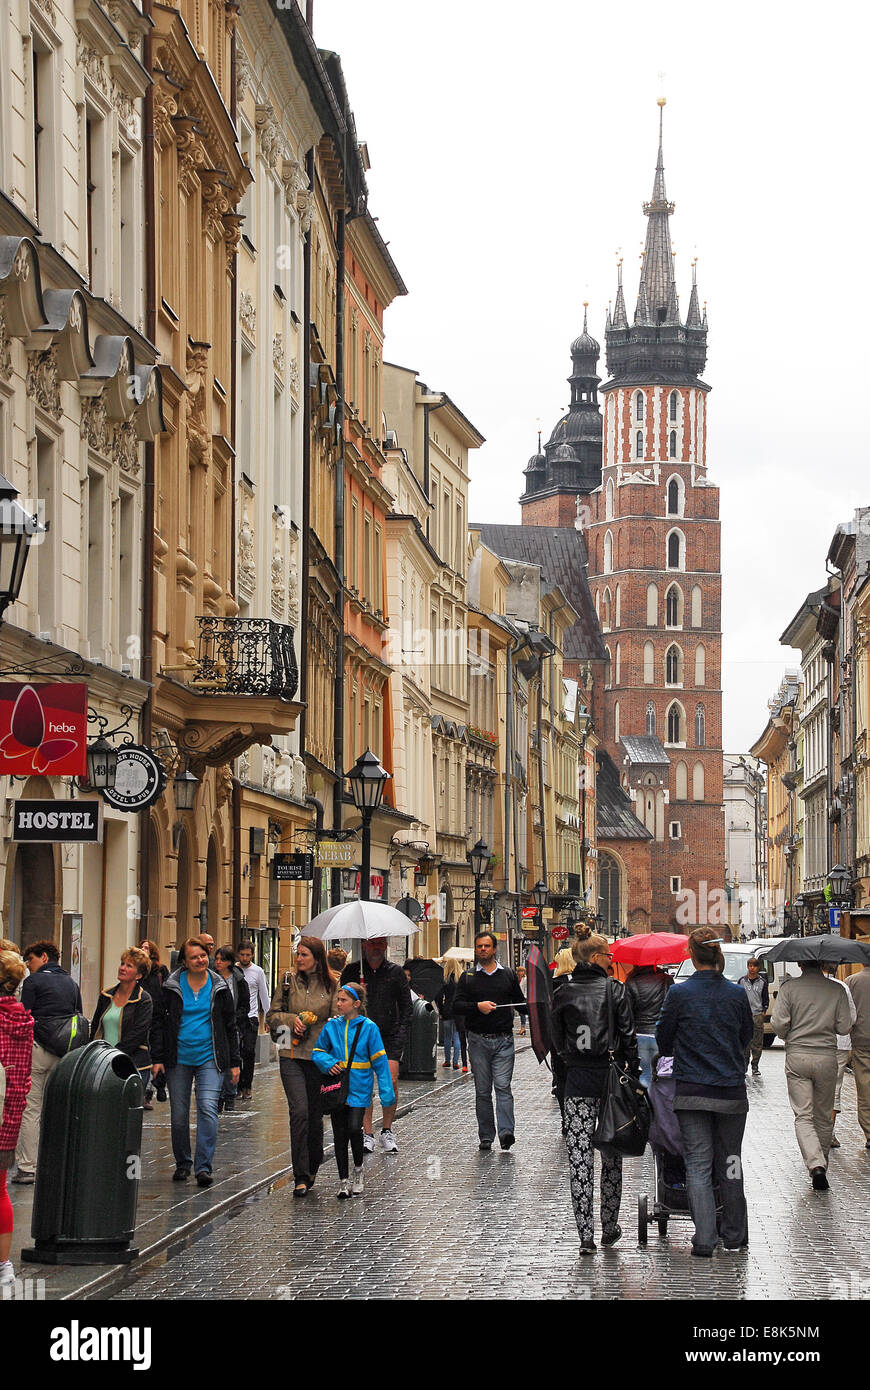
[1,919,870,1289]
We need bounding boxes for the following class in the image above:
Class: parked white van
[672,938,800,1044]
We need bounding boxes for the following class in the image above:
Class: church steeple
[604,101,708,385]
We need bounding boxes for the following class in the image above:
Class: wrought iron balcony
[192,617,298,700]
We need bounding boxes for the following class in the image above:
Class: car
[672,938,800,1044]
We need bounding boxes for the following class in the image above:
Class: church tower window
[669,430,677,459]
[695,704,706,746]
[670,391,679,422]
[667,529,684,570]
[635,391,644,422]
[604,530,613,573]
[667,476,683,516]
[636,430,643,459]
[666,702,685,745]
[665,583,682,627]
[646,702,656,736]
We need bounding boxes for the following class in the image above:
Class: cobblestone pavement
[107,1043,870,1301]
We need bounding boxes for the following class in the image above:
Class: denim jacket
[656,971,753,1088]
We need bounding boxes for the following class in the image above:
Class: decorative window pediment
[0,237,48,338]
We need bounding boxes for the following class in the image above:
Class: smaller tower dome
[571,304,600,359]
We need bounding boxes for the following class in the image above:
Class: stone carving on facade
[237,749,251,784]
[271,532,285,617]
[287,356,299,395]
[281,157,306,212]
[185,342,211,464]
[255,104,284,171]
[113,420,140,478]
[174,115,208,193]
[236,45,253,104]
[215,764,233,808]
[0,302,12,382]
[238,500,255,595]
[26,347,62,421]
[272,333,284,377]
[239,292,256,340]
[32,0,57,23]
[80,398,140,477]
[261,746,276,791]
[200,169,232,241]
[222,213,243,266]
[287,529,300,628]
[153,86,178,151]
[296,190,313,235]
[77,40,110,98]
[81,398,110,456]
[291,754,306,802]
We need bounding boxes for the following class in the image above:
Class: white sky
[314,0,870,753]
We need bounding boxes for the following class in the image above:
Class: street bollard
[398,997,438,1079]
[22,1040,144,1266]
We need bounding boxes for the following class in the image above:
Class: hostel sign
[13,798,103,843]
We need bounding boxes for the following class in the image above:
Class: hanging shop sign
[99,744,166,812]
[0,683,88,776]
[314,838,357,867]
[552,925,570,940]
[12,798,103,843]
[273,852,314,881]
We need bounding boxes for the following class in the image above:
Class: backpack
[39,1011,90,1057]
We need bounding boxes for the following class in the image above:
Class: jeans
[467,1033,516,1142]
[220,1068,238,1103]
[744,1015,764,1069]
[167,1060,223,1174]
[637,1034,658,1090]
[677,1108,748,1252]
[443,1018,462,1067]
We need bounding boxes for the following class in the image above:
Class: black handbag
[592,983,651,1157]
[318,1020,363,1115]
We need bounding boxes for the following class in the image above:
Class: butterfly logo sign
[0,683,88,776]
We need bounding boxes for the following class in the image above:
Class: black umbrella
[524,943,554,1065]
[760,936,870,966]
[403,956,445,1001]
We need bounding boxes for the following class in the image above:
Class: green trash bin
[22,1041,144,1266]
[398,998,438,1080]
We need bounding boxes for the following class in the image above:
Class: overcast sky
[315,0,869,753]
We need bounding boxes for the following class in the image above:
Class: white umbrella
[305,899,422,941]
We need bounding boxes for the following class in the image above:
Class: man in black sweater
[15,940,84,1182]
[453,932,527,1151]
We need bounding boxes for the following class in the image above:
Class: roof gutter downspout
[139,0,156,939]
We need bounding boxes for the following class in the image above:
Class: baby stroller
[637,1056,721,1243]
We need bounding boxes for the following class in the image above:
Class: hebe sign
[0,683,87,776]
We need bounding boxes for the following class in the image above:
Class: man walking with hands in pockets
[454,932,527,1152]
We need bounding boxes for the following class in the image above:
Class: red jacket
[0,995,34,1150]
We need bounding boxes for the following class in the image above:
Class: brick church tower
[586,102,725,928]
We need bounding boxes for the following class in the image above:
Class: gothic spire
[686,257,702,328]
[612,259,628,329]
[635,99,678,325]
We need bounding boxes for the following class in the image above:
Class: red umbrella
[610,932,690,968]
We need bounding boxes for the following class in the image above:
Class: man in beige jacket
[771,961,853,1190]
[847,964,870,1149]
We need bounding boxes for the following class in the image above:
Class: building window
[598,852,622,933]
[635,391,644,423]
[695,704,706,747]
[667,529,684,570]
[667,702,685,744]
[669,820,681,839]
[615,643,621,685]
[670,391,678,422]
[615,585,621,626]
[603,530,613,574]
[667,476,683,516]
[636,430,643,459]
[605,477,615,520]
[646,701,656,736]
[666,583,682,627]
[669,431,677,459]
[666,644,683,686]
[671,876,681,894]
[602,588,612,630]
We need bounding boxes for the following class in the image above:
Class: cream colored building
[0,0,165,1006]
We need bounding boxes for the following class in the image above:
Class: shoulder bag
[318,1019,363,1115]
[592,982,651,1157]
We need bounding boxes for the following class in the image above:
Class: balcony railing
[192,618,298,700]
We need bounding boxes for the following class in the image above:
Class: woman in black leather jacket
[551,927,639,1254]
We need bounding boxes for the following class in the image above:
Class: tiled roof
[473,524,606,662]
[620,734,670,767]
[596,750,652,841]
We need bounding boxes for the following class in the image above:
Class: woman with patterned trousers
[551,927,640,1253]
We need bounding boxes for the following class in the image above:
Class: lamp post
[347,749,390,901]
[0,473,46,623]
[792,893,805,938]
[576,705,592,903]
[174,765,199,812]
[468,837,489,931]
[532,879,548,955]
[85,735,119,791]
[826,864,852,932]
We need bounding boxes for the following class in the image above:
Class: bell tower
[587,101,725,929]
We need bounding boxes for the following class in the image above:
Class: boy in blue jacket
[313,982,395,1198]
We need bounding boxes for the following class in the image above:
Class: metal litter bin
[398,997,438,1079]
[22,1041,144,1265]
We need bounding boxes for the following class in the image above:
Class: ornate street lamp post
[0,473,46,623]
[468,837,490,932]
[85,735,119,791]
[532,879,548,955]
[826,864,852,931]
[347,750,390,902]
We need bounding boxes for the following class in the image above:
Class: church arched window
[602,588,612,630]
[693,761,705,801]
[615,643,621,684]
[667,475,683,516]
[695,704,706,747]
[615,585,621,626]
[643,641,655,684]
[603,530,613,574]
[667,701,685,745]
[605,477,615,521]
[675,759,688,800]
[646,701,656,736]
[665,644,683,686]
[667,529,685,570]
[665,583,682,627]
[635,391,644,423]
[695,645,706,687]
[598,852,623,934]
[636,430,643,459]
[691,585,702,627]
[669,431,677,459]
[614,701,620,742]
[670,391,679,422]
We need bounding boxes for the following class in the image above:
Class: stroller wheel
[638,1194,649,1245]
[657,1216,669,1239]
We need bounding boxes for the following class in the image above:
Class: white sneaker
[0,1261,15,1287]
[379,1128,398,1153]
[351,1165,364,1196]
[362,1133,376,1154]
[336,1179,352,1199]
